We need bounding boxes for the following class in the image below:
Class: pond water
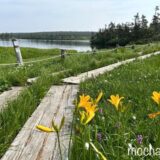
[0,39,91,52]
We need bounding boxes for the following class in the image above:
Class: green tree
[150,6,160,34]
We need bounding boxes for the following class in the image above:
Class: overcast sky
[0,0,159,32]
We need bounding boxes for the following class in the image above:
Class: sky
[0,0,159,32]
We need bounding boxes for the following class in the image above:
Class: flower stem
[68,108,76,159]
[89,125,91,160]
[57,132,63,160]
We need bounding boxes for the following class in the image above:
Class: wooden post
[61,49,65,59]
[116,44,120,48]
[92,47,96,54]
[12,39,23,66]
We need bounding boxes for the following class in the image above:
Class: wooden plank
[1,85,78,160]
[0,87,23,111]
[27,70,71,84]
[63,51,160,84]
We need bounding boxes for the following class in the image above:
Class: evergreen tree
[150,6,160,34]
[91,6,160,49]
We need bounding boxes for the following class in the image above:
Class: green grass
[0,47,64,63]
[70,54,160,160]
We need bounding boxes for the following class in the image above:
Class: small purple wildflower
[137,135,143,144]
[97,133,102,142]
[99,108,103,114]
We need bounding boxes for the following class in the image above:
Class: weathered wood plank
[0,87,23,111]
[63,51,160,84]
[27,70,71,84]
[1,85,78,160]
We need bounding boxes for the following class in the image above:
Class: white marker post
[12,39,23,66]
[61,49,65,59]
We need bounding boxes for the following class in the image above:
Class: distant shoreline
[0,31,95,41]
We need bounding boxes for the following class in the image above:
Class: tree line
[91,6,160,49]
[0,31,93,40]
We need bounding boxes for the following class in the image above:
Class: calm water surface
[0,39,91,52]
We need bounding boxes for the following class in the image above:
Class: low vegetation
[0,47,61,64]
[70,54,160,160]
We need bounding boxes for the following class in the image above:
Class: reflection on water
[0,39,91,52]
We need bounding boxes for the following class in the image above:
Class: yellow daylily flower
[80,110,95,125]
[152,91,160,105]
[90,142,107,160]
[95,91,103,104]
[85,110,95,124]
[36,125,54,132]
[78,94,91,108]
[108,94,124,110]
[148,111,160,119]
[85,103,98,113]
[78,93,101,125]
[80,103,97,125]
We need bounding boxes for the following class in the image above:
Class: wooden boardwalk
[27,70,71,84]
[63,51,160,84]
[0,87,23,111]
[1,85,78,160]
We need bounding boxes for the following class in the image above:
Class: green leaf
[52,120,59,132]
[59,116,65,131]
